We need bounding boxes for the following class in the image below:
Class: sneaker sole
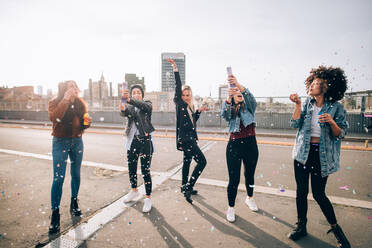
[142,208,151,213]
[245,201,258,212]
[227,218,235,223]
[123,194,141,203]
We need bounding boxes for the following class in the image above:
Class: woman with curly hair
[288,66,350,248]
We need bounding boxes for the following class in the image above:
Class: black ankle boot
[183,185,193,204]
[49,208,60,234]
[288,219,307,241]
[70,197,82,216]
[327,224,350,248]
[180,185,198,195]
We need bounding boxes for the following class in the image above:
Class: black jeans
[226,136,259,207]
[182,140,207,189]
[127,136,153,196]
[294,143,337,225]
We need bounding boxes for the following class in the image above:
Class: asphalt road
[0,125,371,247]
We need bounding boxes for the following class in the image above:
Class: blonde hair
[182,85,195,111]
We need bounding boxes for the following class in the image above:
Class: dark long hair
[231,97,245,119]
[55,81,87,134]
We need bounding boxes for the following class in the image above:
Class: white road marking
[170,175,372,210]
[0,148,128,173]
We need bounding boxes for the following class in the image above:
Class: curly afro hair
[305,66,348,102]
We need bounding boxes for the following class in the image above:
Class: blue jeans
[51,137,84,210]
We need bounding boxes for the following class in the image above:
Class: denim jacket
[290,97,348,177]
[221,88,257,132]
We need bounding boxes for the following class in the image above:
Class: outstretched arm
[167,59,183,105]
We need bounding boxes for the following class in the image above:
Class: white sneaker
[226,207,235,222]
[142,198,152,213]
[245,197,258,212]
[123,190,140,203]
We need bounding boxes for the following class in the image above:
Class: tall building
[125,74,145,91]
[47,89,53,98]
[219,84,228,101]
[37,85,43,96]
[117,74,145,96]
[109,82,113,97]
[161,53,185,92]
[88,73,109,103]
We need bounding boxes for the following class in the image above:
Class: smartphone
[227,66,235,88]
[121,82,128,107]
[317,110,323,125]
[226,66,233,76]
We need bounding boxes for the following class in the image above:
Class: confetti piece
[346,166,352,170]
[128,221,132,224]
[210,226,215,232]
[337,178,341,182]
[266,181,272,187]
[368,217,372,220]
[339,185,349,190]
[1,191,4,196]
[280,189,285,192]
[352,189,356,195]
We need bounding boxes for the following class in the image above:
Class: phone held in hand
[227,66,235,88]
[317,110,323,125]
[121,82,128,107]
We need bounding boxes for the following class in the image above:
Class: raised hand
[198,105,209,112]
[289,93,301,105]
[319,113,334,124]
[227,75,238,88]
[64,88,77,102]
[166,58,178,72]
[122,89,130,101]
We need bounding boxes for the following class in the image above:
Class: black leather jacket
[120,99,155,137]
[174,71,201,150]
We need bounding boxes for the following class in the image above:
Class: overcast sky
[0,0,371,97]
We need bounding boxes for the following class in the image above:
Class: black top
[173,71,201,151]
[120,99,155,137]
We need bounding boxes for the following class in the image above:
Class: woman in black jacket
[119,84,155,213]
[167,58,208,204]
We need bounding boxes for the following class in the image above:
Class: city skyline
[0,0,371,98]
